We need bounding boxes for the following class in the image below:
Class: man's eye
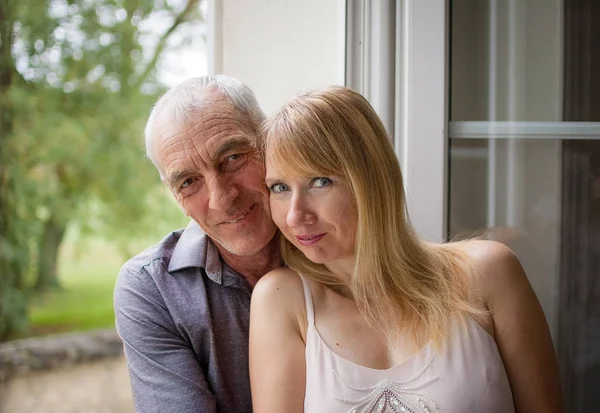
[181,178,194,188]
[227,153,244,162]
[269,183,290,193]
[312,177,333,188]
[222,153,246,172]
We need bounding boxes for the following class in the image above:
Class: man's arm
[114,267,216,413]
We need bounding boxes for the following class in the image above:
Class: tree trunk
[34,218,67,292]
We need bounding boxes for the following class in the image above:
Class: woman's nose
[286,197,316,227]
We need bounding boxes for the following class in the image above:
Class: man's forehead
[159,125,254,160]
[155,100,252,144]
[162,134,255,186]
[152,89,258,171]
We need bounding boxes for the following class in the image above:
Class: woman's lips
[295,233,326,246]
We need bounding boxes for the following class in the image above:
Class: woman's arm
[472,240,564,413]
[250,269,308,413]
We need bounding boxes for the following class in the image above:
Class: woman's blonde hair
[260,86,478,349]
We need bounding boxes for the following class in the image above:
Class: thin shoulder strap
[298,274,315,326]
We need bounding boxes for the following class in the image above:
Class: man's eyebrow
[214,137,253,160]
[166,170,190,187]
[166,138,253,186]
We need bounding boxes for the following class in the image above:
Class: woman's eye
[269,183,290,193]
[312,177,333,188]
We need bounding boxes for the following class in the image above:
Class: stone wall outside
[0,356,134,413]
[0,329,134,413]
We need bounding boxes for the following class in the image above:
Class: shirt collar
[168,220,223,284]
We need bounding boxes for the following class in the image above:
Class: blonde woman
[249,86,563,413]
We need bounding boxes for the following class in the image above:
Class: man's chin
[215,231,278,257]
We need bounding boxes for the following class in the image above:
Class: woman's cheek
[269,199,288,229]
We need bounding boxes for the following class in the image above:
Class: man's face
[155,93,277,257]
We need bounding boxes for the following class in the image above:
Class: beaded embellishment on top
[333,355,439,413]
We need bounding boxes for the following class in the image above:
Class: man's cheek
[179,199,191,216]
[240,171,269,194]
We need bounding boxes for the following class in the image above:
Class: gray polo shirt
[114,221,253,413]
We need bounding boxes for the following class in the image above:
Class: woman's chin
[300,251,330,265]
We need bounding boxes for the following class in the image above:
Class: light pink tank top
[299,274,515,413]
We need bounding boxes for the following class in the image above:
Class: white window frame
[450,121,600,140]
[206,0,223,75]
[346,0,450,242]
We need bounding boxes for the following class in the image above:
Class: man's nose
[286,196,315,228]
[207,176,240,212]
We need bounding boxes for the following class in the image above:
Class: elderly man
[114,75,281,413]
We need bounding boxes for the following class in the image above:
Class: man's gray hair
[144,75,266,172]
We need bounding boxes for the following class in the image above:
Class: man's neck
[218,235,282,288]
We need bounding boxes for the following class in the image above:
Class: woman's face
[265,156,358,268]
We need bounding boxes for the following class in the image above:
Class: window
[450,0,600,408]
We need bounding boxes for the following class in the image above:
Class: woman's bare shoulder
[251,268,308,325]
[249,267,309,411]
[451,238,512,257]
[459,239,523,278]
[454,244,562,411]
[457,239,530,307]
[254,267,305,296]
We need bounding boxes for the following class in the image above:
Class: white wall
[209,0,345,115]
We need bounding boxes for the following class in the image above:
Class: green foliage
[0,0,201,341]
[1,0,30,340]
[26,238,122,336]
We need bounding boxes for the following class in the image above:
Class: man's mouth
[222,204,255,224]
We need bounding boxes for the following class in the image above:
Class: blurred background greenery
[0,0,201,342]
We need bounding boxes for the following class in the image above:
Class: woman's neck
[324,256,356,293]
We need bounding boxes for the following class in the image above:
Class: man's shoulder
[119,228,185,278]
[114,226,216,317]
